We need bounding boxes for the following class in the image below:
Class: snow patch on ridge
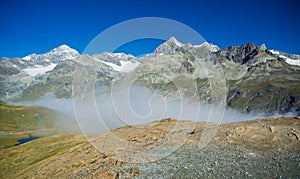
[269,50,280,55]
[285,58,300,66]
[195,42,220,52]
[269,49,300,67]
[119,60,140,73]
[23,63,57,76]
[22,56,32,61]
[279,55,300,67]
[94,58,140,73]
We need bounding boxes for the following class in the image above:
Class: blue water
[14,136,39,146]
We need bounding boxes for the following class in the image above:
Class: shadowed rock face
[0,63,19,75]
[220,42,258,64]
[180,58,194,73]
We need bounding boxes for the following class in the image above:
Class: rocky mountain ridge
[0,38,300,115]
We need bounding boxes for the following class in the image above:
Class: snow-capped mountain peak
[153,37,184,54]
[46,44,79,60]
[167,37,184,47]
[153,37,221,54]
[50,44,79,57]
[21,44,80,63]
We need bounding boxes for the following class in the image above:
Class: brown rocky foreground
[0,116,299,178]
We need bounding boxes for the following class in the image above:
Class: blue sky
[0,0,299,57]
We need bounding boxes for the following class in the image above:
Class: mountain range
[0,37,300,115]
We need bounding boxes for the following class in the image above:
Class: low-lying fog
[19,86,293,135]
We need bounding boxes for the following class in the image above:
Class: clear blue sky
[0,0,299,57]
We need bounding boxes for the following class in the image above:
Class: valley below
[0,107,299,178]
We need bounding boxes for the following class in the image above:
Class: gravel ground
[71,145,300,178]
[105,145,300,178]
[69,117,300,179]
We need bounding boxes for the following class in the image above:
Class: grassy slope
[0,101,58,131]
[0,101,59,149]
[0,134,89,178]
[228,76,300,113]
